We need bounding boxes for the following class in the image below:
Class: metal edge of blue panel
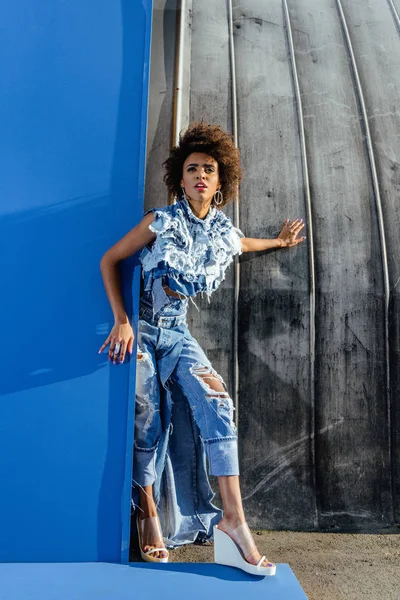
[120,0,153,564]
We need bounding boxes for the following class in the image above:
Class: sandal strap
[230,522,257,560]
[144,547,168,556]
[257,555,266,567]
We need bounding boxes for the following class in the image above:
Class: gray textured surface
[144,0,177,213]
[285,0,390,530]
[233,0,315,531]
[340,0,400,530]
[143,0,400,531]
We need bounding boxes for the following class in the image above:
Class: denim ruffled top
[139,197,244,312]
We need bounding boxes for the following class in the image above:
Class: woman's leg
[137,485,168,559]
[169,334,240,476]
[133,332,168,559]
[217,476,274,567]
[168,332,273,566]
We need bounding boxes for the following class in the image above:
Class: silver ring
[114,342,121,354]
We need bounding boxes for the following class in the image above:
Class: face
[180,152,221,204]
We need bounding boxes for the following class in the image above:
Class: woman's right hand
[98,320,135,364]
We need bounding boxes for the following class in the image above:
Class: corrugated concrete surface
[143,0,400,532]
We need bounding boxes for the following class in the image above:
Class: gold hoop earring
[213,189,223,206]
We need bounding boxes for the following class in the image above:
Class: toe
[144,544,156,558]
[148,546,167,559]
[263,558,275,568]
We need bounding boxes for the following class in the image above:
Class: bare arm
[98,211,156,362]
[240,218,305,253]
[241,237,285,252]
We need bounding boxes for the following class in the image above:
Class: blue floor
[0,562,308,600]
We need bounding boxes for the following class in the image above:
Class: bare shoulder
[101,211,156,264]
[140,210,156,228]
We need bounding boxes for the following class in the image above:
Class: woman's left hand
[277,218,306,248]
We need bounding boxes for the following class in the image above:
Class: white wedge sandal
[214,523,276,576]
[136,514,169,563]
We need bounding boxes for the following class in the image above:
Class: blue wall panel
[0,0,152,561]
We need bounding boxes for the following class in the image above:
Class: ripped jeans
[133,291,240,489]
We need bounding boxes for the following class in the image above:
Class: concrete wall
[146,0,400,531]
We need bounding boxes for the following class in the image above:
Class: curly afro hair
[163,122,242,207]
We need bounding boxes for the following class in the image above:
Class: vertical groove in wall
[171,0,192,170]
[386,0,400,527]
[227,0,240,431]
[387,0,400,32]
[336,0,394,522]
[282,0,317,528]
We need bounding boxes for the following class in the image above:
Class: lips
[195,183,207,189]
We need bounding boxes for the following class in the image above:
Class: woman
[99,122,305,575]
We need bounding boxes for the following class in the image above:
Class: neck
[185,196,212,220]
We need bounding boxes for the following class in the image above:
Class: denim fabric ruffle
[139,198,244,308]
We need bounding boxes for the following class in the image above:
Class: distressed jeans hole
[190,363,229,397]
[137,348,151,363]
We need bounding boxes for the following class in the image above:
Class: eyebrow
[186,163,216,168]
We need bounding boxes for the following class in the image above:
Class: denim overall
[131,198,244,548]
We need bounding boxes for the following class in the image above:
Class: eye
[187,166,196,172]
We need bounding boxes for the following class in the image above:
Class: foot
[217,516,274,568]
[137,509,168,560]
